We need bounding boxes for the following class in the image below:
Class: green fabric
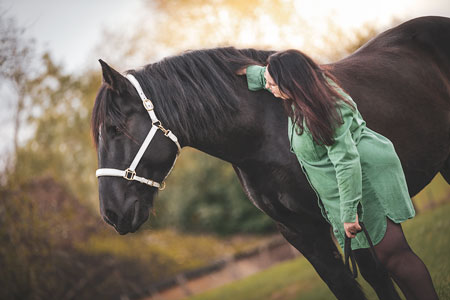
[246,65,267,91]
[245,65,415,250]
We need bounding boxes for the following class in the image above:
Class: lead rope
[344,221,382,278]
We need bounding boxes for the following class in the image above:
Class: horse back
[328,16,450,195]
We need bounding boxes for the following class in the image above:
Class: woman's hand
[344,214,362,238]
[236,67,247,75]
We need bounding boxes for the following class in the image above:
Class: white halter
[95,74,181,190]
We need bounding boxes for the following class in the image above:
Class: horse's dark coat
[92,17,450,300]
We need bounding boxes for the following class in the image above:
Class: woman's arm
[325,102,362,237]
[238,65,269,91]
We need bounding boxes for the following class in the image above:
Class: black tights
[373,218,439,300]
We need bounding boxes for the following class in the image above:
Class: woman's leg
[374,218,438,300]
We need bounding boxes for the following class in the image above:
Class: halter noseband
[95,74,181,190]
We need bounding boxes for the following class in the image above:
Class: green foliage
[0,12,37,169]
[151,149,276,235]
[10,54,99,206]
[0,187,51,300]
[187,203,450,300]
[0,177,273,300]
[77,229,270,277]
[0,178,98,300]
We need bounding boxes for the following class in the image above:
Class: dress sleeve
[246,65,268,91]
[325,102,362,223]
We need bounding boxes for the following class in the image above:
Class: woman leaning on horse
[236,49,438,300]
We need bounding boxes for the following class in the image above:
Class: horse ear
[99,59,129,93]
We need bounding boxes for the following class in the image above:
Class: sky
[2,0,142,72]
[0,0,449,161]
[3,0,450,73]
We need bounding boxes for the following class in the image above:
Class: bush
[0,177,273,300]
[0,178,168,300]
[152,149,276,235]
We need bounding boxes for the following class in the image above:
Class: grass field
[187,202,450,300]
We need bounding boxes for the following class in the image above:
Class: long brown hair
[267,49,354,146]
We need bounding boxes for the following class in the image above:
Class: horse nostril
[105,209,118,226]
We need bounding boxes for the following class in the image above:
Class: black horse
[92,16,450,299]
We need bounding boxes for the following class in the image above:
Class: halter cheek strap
[95,74,181,190]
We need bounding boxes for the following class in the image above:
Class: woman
[237,49,438,300]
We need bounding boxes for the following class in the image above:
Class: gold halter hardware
[124,168,136,180]
[143,98,154,111]
[158,181,166,191]
[152,120,170,136]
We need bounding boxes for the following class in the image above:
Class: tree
[10,53,100,206]
[152,149,276,234]
[0,12,36,176]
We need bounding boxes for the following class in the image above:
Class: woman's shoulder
[246,65,266,74]
[246,65,267,91]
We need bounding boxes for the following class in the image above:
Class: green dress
[246,65,415,250]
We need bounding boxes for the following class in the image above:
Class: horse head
[92,48,276,234]
[92,60,180,234]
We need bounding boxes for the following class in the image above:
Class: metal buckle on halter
[158,181,166,191]
[143,99,154,111]
[124,168,136,180]
[153,120,169,135]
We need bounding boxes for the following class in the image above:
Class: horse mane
[92,47,273,147]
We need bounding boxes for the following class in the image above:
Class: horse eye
[109,125,122,137]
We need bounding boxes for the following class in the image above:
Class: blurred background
[1,1,449,299]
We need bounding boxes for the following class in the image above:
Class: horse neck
[180,94,285,166]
